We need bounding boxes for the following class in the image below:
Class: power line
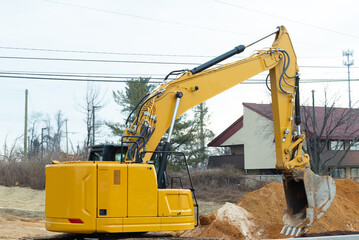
[0,46,215,58]
[0,56,200,65]
[0,69,166,76]
[0,45,340,59]
[42,0,249,36]
[43,0,359,40]
[0,74,163,83]
[0,74,263,83]
[0,55,355,69]
[0,72,357,85]
[0,70,352,83]
[214,0,359,39]
[0,71,168,80]
[300,66,356,69]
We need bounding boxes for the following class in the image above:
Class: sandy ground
[0,185,223,239]
[0,214,57,239]
[0,185,57,239]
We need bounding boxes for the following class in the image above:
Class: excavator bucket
[281,168,336,236]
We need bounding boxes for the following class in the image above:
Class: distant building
[208,103,359,178]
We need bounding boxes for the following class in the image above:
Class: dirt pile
[183,179,359,239]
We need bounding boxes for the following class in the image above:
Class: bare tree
[28,112,43,159]
[2,135,22,162]
[52,110,65,152]
[77,83,106,149]
[301,92,359,175]
[42,114,51,154]
[26,110,68,160]
[210,146,231,156]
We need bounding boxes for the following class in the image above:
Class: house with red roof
[208,102,359,178]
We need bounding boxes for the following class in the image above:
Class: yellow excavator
[45,26,336,237]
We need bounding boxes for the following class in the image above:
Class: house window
[332,168,346,178]
[330,140,345,150]
[350,141,359,150]
[351,168,359,177]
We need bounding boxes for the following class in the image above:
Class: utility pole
[199,103,205,161]
[24,89,28,161]
[311,90,318,173]
[92,106,99,146]
[65,119,69,154]
[92,106,95,146]
[343,50,354,108]
[41,127,47,160]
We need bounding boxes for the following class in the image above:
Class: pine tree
[185,102,214,168]
[107,78,213,170]
[106,77,155,137]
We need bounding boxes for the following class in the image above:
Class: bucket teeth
[280,225,287,234]
[280,225,303,236]
[285,226,292,235]
[296,228,302,237]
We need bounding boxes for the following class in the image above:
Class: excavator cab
[88,144,128,162]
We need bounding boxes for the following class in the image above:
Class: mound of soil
[183,179,359,239]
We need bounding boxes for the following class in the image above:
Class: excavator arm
[123,26,336,236]
[125,27,295,163]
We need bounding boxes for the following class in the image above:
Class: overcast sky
[1,0,359,152]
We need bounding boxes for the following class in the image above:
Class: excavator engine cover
[281,168,336,236]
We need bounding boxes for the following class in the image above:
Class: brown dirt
[0,185,57,239]
[183,179,359,239]
[0,214,58,239]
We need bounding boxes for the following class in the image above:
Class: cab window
[89,150,103,161]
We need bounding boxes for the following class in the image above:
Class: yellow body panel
[128,164,157,217]
[45,162,97,233]
[158,189,193,216]
[45,162,195,233]
[97,216,194,232]
[98,163,128,218]
[160,216,195,231]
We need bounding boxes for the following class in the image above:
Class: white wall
[222,106,276,169]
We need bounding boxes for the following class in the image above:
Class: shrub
[0,159,50,190]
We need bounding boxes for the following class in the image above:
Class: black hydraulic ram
[190,29,279,75]
[190,45,245,75]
